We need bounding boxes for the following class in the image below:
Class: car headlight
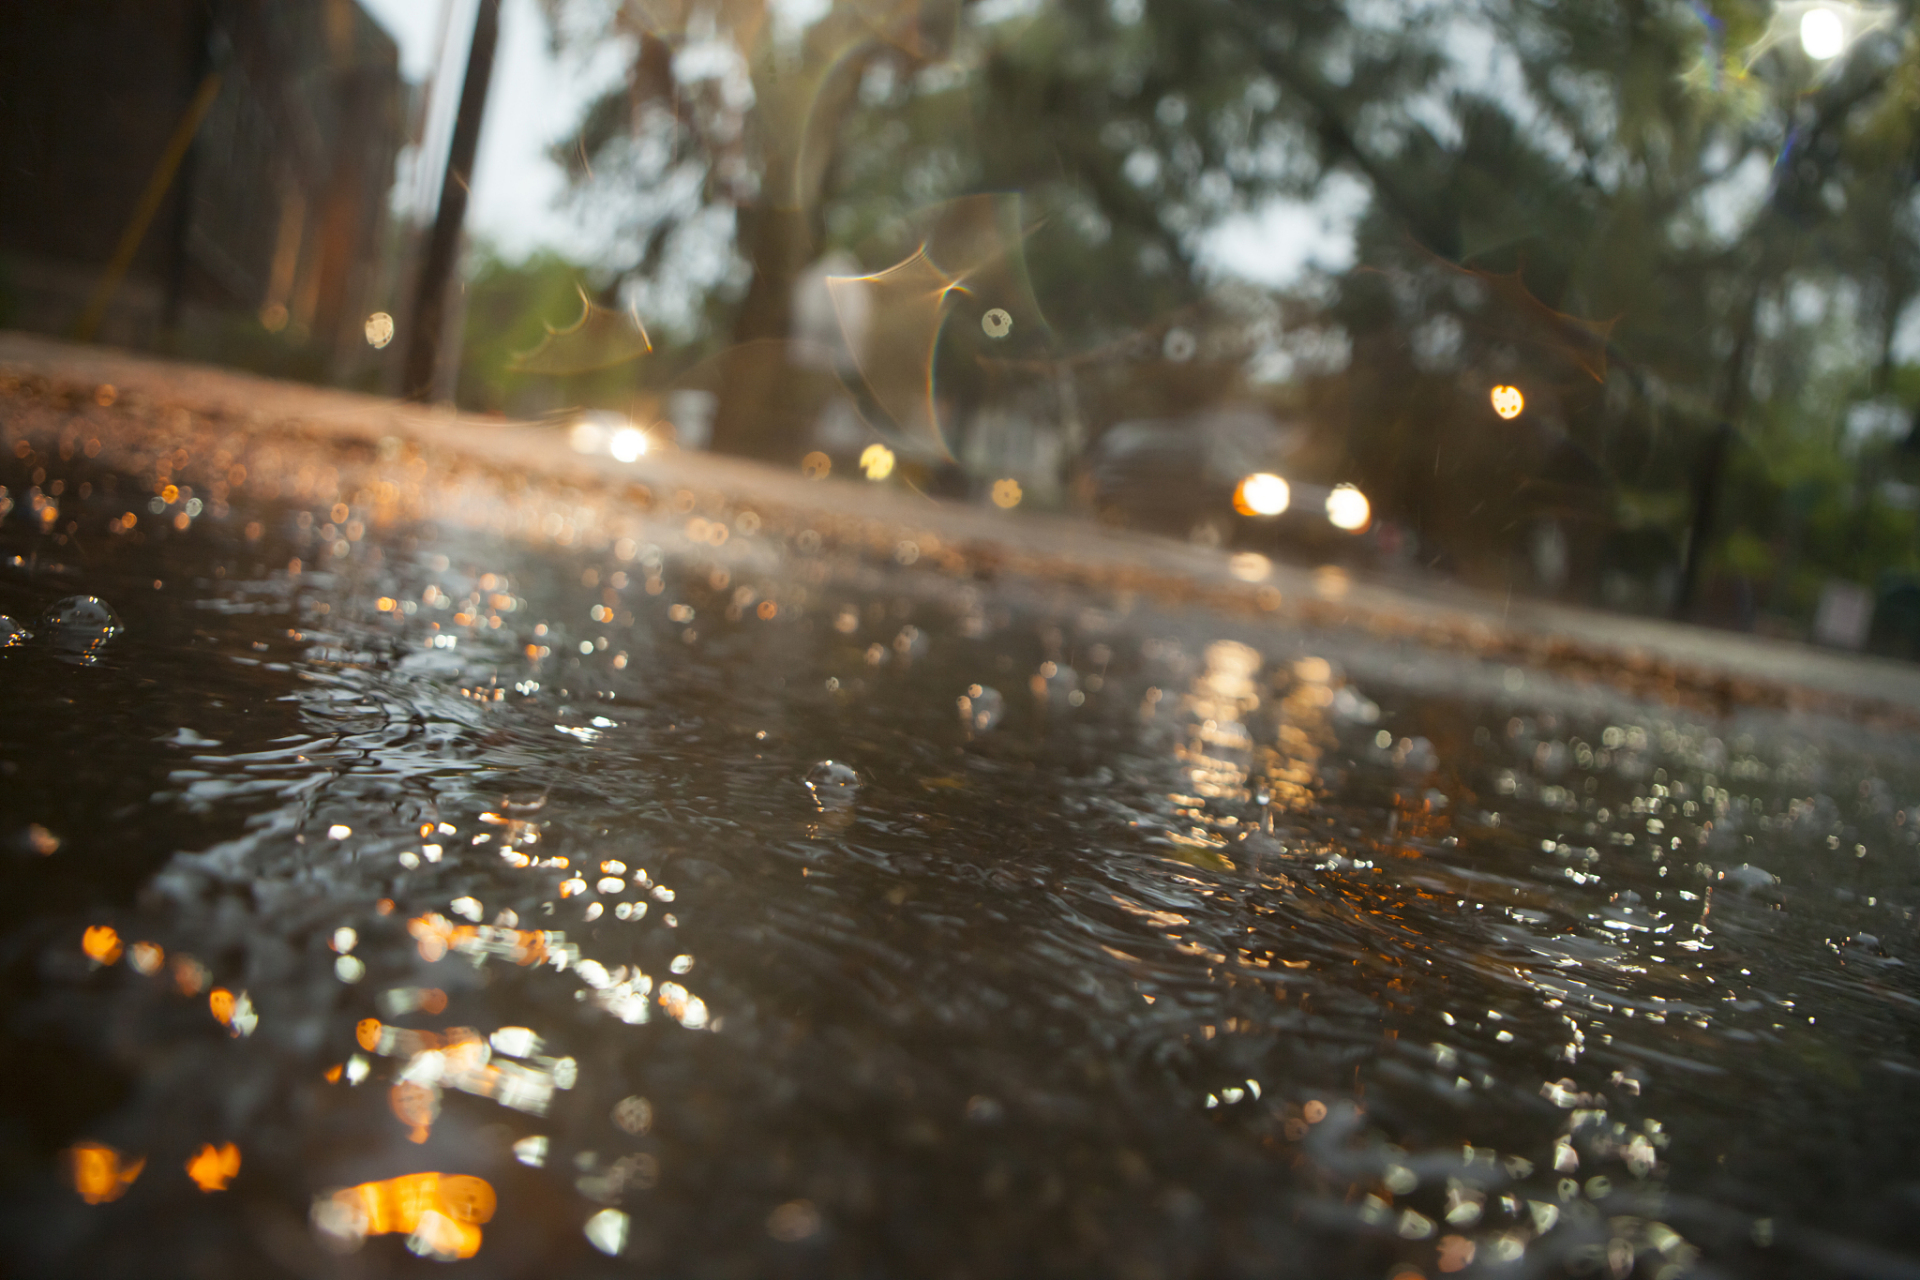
[609,425,650,462]
[1325,484,1370,532]
[1234,473,1290,517]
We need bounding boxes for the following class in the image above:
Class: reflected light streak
[313,1172,496,1261]
[1166,641,1263,867]
[357,1011,575,1117]
[391,1080,440,1144]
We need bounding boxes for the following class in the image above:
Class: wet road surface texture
[1,384,1918,1279]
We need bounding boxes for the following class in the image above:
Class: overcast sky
[361,0,622,260]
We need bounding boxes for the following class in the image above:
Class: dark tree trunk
[706,205,815,459]
[706,17,878,461]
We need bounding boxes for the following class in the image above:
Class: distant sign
[1813,580,1873,650]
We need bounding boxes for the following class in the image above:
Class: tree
[539,0,1920,609]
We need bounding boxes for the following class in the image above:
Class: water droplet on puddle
[38,595,122,653]
[804,760,860,810]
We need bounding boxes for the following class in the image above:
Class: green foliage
[455,248,641,418]
[536,0,1920,616]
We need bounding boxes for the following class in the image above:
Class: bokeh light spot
[186,1143,240,1192]
[67,1142,143,1204]
[82,925,122,965]
[1800,6,1845,58]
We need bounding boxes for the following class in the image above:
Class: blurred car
[1087,408,1373,554]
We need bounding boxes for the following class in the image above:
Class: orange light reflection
[317,1172,496,1261]
[67,1142,144,1204]
[186,1143,241,1192]
[82,925,122,965]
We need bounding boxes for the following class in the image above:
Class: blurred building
[0,1,405,383]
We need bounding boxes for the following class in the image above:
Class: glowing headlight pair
[569,417,651,463]
[1233,474,1371,533]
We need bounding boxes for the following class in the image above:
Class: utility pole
[403,0,500,403]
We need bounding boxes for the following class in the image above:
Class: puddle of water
[2,413,1919,1278]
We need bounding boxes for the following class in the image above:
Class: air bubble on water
[958,684,1005,732]
[38,595,121,652]
[805,760,860,810]
[1720,863,1777,893]
[0,616,29,649]
[1031,662,1080,708]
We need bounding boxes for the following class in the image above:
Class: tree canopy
[528,0,1920,617]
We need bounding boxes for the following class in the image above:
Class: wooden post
[403,0,500,403]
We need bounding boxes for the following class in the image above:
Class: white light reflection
[1799,5,1845,57]
[584,1207,629,1255]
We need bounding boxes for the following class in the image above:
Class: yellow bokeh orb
[1490,385,1525,419]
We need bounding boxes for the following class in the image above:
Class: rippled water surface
[2,407,1919,1279]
